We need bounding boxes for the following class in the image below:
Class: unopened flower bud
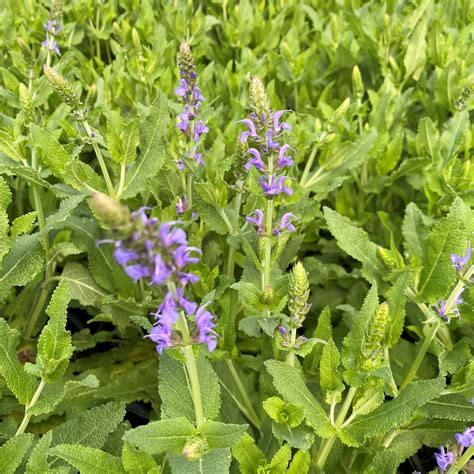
[288,262,311,327]
[362,302,390,370]
[178,41,196,79]
[43,65,83,112]
[85,84,97,110]
[249,76,271,119]
[19,83,35,125]
[89,192,132,234]
[182,435,208,461]
[17,37,35,66]
[261,286,274,305]
[112,22,124,44]
[352,65,364,100]
[131,28,142,50]
[333,98,351,122]
[378,246,397,270]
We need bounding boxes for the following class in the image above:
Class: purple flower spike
[246,209,265,234]
[240,119,258,142]
[244,148,265,171]
[176,194,189,215]
[194,120,209,142]
[277,144,293,168]
[259,175,293,197]
[176,288,198,315]
[114,247,138,266]
[455,426,474,448]
[159,222,187,247]
[273,213,297,236]
[149,292,180,354]
[278,325,287,337]
[451,243,471,272]
[195,306,218,352]
[435,446,454,471]
[42,38,60,55]
[266,129,279,150]
[175,79,187,97]
[125,264,150,282]
[273,110,291,133]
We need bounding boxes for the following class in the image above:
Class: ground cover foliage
[0,0,473,472]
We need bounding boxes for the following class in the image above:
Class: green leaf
[36,281,74,382]
[272,423,314,451]
[49,444,125,474]
[440,111,469,166]
[0,234,45,301]
[263,396,305,428]
[26,430,53,474]
[10,211,37,238]
[320,339,344,403]
[121,443,159,474]
[323,207,386,283]
[416,117,439,160]
[121,92,169,199]
[418,197,472,301]
[0,130,24,162]
[232,434,266,473]
[402,202,432,261]
[420,394,474,422]
[61,262,106,306]
[39,194,85,238]
[122,417,196,455]
[304,306,332,374]
[340,378,445,446]
[363,449,399,474]
[404,17,427,81]
[30,125,69,176]
[287,450,310,474]
[267,443,292,473]
[51,401,126,449]
[265,360,335,438]
[168,448,232,474]
[0,318,36,404]
[387,270,411,347]
[200,421,247,449]
[0,433,34,474]
[159,353,221,423]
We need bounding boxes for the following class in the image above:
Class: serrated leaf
[168,448,232,474]
[320,339,344,403]
[340,378,445,446]
[420,394,474,422]
[324,207,385,283]
[159,353,221,423]
[418,197,472,301]
[268,443,292,473]
[121,443,159,473]
[416,117,439,159]
[263,396,305,428]
[121,92,169,199]
[404,18,427,81]
[51,401,126,449]
[232,434,266,473]
[402,202,431,260]
[0,318,36,404]
[0,130,24,162]
[122,417,196,455]
[440,111,469,166]
[200,421,247,449]
[61,261,106,306]
[0,234,45,301]
[287,450,310,474]
[49,444,125,474]
[387,270,411,347]
[39,194,85,238]
[36,281,74,382]
[272,423,314,451]
[10,211,37,238]
[265,360,335,438]
[26,430,53,474]
[30,125,69,176]
[0,433,34,474]
[304,306,332,374]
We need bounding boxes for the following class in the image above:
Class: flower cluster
[175,41,208,169]
[91,194,217,355]
[434,287,464,323]
[451,242,471,274]
[42,0,62,56]
[435,423,474,471]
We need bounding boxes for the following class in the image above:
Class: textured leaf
[404,18,427,81]
[36,281,74,382]
[418,198,471,301]
[0,130,24,162]
[121,443,159,473]
[122,417,196,455]
[201,421,247,449]
[265,360,335,438]
[272,423,314,451]
[10,211,37,238]
[0,234,45,301]
[26,431,53,474]
[440,111,469,166]
[232,434,266,473]
[0,318,36,404]
[168,448,232,474]
[121,92,169,199]
[0,433,34,474]
[402,202,431,260]
[159,353,221,423]
[30,125,69,176]
[420,394,474,422]
[324,207,386,283]
[61,261,106,306]
[387,270,411,347]
[287,450,311,474]
[39,194,85,238]
[416,117,439,159]
[340,378,445,446]
[320,338,344,402]
[51,401,126,448]
[49,444,125,474]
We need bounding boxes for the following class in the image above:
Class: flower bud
[182,435,208,461]
[361,302,390,370]
[333,98,350,122]
[131,28,142,50]
[112,22,124,44]
[16,37,35,66]
[19,83,35,125]
[85,83,97,110]
[352,65,364,100]
[288,262,311,327]
[261,286,274,305]
[89,192,132,234]
[378,246,397,270]
[178,41,196,79]
[249,76,271,119]
[43,65,84,113]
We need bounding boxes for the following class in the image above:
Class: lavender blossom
[259,175,293,197]
[451,242,471,273]
[149,292,180,354]
[195,306,218,351]
[246,209,264,234]
[176,195,189,215]
[42,1,62,56]
[273,213,297,236]
[434,446,454,471]
[175,42,207,168]
[435,288,464,323]
[455,427,474,448]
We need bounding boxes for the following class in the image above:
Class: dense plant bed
[0,0,473,472]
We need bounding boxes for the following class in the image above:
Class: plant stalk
[15,379,46,436]
[447,443,474,474]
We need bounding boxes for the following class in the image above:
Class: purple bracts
[434,446,454,471]
[455,426,474,448]
[451,243,471,273]
[195,306,218,352]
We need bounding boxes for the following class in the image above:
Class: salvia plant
[0,1,473,473]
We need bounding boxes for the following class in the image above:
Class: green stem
[225,359,261,429]
[116,161,126,199]
[83,121,116,198]
[262,199,274,291]
[226,193,242,276]
[178,314,205,428]
[447,443,474,474]
[24,284,51,340]
[15,379,46,436]
[286,328,297,367]
[316,386,357,470]
[300,146,317,185]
